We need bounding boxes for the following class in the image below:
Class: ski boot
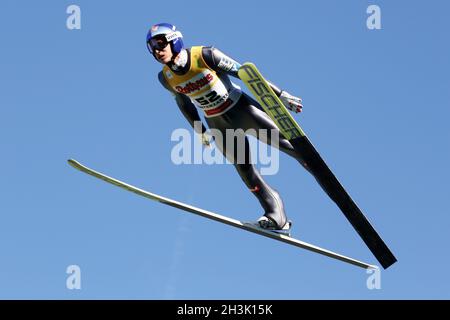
[256,216,292,237]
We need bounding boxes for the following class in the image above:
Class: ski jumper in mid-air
[67,22,396,270]
[147,23,305,232]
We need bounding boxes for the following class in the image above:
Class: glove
[199,132,213,147]
[280,91,303,113]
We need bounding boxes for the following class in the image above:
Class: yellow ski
[238,63,396,269]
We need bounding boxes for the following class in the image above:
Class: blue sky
[0,0,449,299]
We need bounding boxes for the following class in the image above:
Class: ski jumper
[158,46,309,228]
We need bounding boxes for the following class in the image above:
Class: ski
[238,63,397,269]
[68,159,376,270]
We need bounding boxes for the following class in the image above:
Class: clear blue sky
[1,0,449,299]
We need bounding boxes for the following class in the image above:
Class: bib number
[195,91,221,106]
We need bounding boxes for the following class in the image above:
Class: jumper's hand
[199,132,213,147]
[280,91,303,113]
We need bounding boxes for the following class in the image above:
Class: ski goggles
[147,31,182,53]
[147,37,169,53]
